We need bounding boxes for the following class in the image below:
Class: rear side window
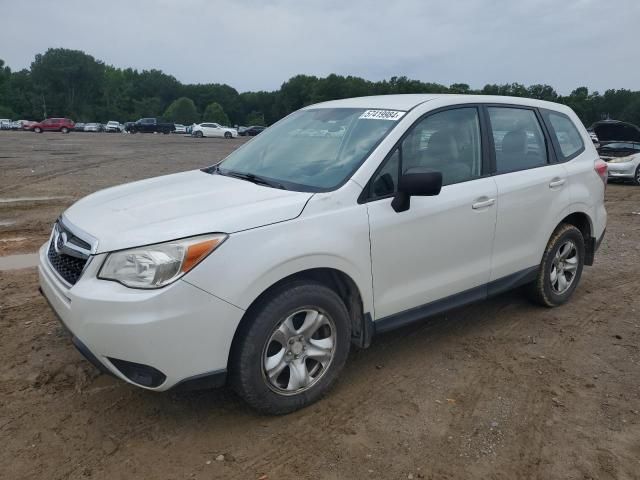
[544,111,585,160]
[488,107,548,173]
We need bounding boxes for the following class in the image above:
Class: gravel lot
[0,131,639,480]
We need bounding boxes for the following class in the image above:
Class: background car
[173,123,187,134]
[74,123,86,132]
[10,120,25,130]
[591,119,640,149]
[191,122,238,138]
[105,121,123,133]
[30,118,75,133]
[127,117,175,134]
[0,119,11,130]
[240,125,266,136]
[84,123,102,132]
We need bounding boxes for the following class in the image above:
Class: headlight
[98,233,227,289]
[607,155,635,164]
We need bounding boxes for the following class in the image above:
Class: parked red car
[30,118,75,133]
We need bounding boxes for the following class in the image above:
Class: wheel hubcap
[550,240,578,294]
[262,309,336,395]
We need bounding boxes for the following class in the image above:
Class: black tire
[61,127,69,134]
[527,223,585,307]
[231,281,351,415]
[633,164,640,186]
[34,127,42,133]
[224,131,232,139]
[194,131,203,138]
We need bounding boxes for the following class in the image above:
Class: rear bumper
[38,242,244,391]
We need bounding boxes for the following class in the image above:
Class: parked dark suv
[30,118,75,133]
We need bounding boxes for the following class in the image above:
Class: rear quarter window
[543,111,585,161]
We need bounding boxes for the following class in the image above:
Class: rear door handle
[472,198,496,210]
[549,178,566,188]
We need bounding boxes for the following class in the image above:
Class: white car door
[199,124,212,137]
[207,123,221,137]
[487,106,571,282]
[366,106,498,326]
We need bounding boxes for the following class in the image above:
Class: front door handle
[472,198,496,210]
[549,178,566,188]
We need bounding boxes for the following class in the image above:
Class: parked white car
[602,146,640,185]
[173,124,187,134]
[84,123,102,132]
[0,118,11,130]
[192,122,237,139]
[39,95,607,414]
[105,121,122,133]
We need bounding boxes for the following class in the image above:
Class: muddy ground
[0,131,639,480]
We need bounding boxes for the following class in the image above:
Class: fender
[535,202,595,262]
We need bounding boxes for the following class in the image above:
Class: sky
[1,0,639,94]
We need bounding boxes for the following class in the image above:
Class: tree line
[1,48,639,128]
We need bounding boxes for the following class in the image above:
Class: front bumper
[607,162,636,179]
[38,242,244,391]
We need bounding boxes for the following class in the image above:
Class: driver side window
[369,107,482,199]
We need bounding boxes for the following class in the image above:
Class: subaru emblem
[55,230,68,254]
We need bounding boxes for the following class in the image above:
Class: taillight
[594,159,608,186]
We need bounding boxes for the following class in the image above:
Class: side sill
[374,266,538,335]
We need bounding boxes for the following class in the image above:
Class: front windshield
[217,108,403,191]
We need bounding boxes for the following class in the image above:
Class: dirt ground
[0,131,639,480]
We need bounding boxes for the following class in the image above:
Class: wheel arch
[228,267,372,372]
[557,210,595,265]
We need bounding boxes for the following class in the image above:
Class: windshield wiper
[220,169,287,190]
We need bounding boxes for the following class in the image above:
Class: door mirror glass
[391,169,442,213]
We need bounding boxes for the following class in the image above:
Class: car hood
[591,120,640,143]
[64,170,313,253]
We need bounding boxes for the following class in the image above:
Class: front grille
[47,240,88,285]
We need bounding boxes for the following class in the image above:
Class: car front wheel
[633,164,640,186]
[194,131,203,138]
[224,131,232,139]
[527,223,585,307]
[34,127,42,133]
[231,281,351,415]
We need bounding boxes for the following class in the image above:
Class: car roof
[304,94,568,112]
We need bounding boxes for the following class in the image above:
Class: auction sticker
[359,110,406,120]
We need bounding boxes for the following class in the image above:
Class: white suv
[39,95,607,414]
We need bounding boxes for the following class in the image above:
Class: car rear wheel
[633,164,640,186]
[231,281,351,415]
[527,223,585,307]
[224,131,232,139]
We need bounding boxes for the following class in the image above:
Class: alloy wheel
[262,309,336,395]
[550,240,578,294]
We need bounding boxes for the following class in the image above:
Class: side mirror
[391,169,442,213]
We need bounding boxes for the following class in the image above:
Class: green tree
[163,97,199,124]
[202,102,230,125]
[30,48,105,118]
[133,97,162,119]
[245,110,265,126]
